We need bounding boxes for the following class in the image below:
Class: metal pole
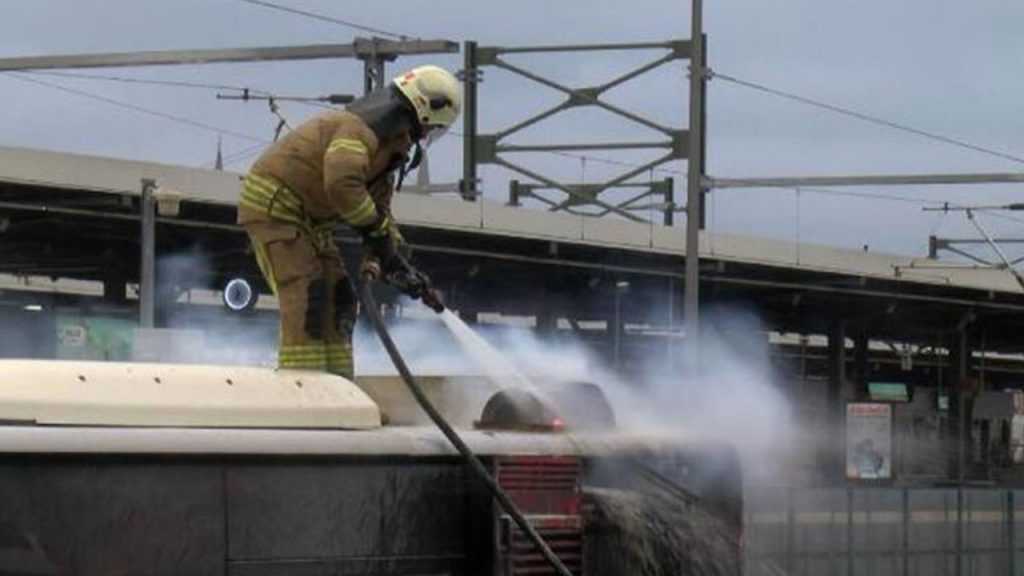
[613,284,622,368]
[0,39,458,71]
[698,34,708,230]
[462,41,479,201]
[944,491,952,576]
[1007,487,1015,573]
[829,319,848,479]
[786,486,795,575]
[664,177,675,226]
[958,330,968,485]
[956,487,964,576]
[955,329,969,575]
[965,209,1024,292]
[684,0,704,375]
[1009,490,1016,576]
[667,276,675,368]
[139,179,156,328]
[847,486,854,576]
[362,56,384,95]
[903,488,910,576]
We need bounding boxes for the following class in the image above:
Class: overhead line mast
[0,38,459,94]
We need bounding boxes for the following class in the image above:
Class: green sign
[868,382,910,403]
[55,314,135,361]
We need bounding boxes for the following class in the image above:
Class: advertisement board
[846,402,892,480]
[55,314,135,361]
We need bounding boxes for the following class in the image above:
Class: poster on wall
[846,402,892,480]
[55,315,135,361]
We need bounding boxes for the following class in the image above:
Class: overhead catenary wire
[7,77,683,194]
[494,144,1024,221]
[781,185,959,207]
[4,72,269,144]
[23,70,271,95]
[451,65,1024,223]
[549,149,686,177]
[445,128,687,178]
[945,208,1024,227]
[477,139,1012,222]
[206,142,269,169]
[235,0,409,40]
[16,68,689,198]
[452,130,1024,232]
[712,70,1024,167]
[18,62,1017,227]
[22,70,337,110]
[714,177,1024,225]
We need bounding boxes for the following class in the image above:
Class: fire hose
[358,277,574,576]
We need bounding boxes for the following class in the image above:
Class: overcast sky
[1,0,1023,259]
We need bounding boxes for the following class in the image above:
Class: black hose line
[358,280,574,576]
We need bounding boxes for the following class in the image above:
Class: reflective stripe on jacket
[237,109,410,232]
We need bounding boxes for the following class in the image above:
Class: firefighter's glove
[383,254,445,314]
[356,214,444,313]
[420,286,445,313]
[359,255,382,281]
[356,214,399,271]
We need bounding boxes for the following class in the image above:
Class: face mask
[395,141,422,192]
[420,124,450,149]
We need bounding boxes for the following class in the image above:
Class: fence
[745,486,1023,576]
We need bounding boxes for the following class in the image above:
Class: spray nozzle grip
[421,287,445,313]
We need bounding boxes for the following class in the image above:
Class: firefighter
[238,65,461,378]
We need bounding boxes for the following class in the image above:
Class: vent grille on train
[496,456,581,515]
[496,456,584,575]
[508,523,583,576]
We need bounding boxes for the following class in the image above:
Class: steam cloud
[143,249,795,483]
[356,303,795,484]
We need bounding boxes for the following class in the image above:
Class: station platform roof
[0,144,1020,351]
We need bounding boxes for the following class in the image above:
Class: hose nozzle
[421,287,445,313]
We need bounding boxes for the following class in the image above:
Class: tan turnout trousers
[241,182,357,379]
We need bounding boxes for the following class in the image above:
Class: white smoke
[353,312,476,375]
[142,249,796,483]
[628,310,795,484]
[143,249,278,367]
[353,302,795,484]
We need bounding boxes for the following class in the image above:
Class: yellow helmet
[392,65,462,132]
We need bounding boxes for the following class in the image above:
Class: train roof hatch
[0,360,381,429]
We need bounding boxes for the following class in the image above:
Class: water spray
[357,278,574,576]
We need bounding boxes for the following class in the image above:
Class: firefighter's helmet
[392,65,461,133]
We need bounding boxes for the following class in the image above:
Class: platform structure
[0,144,1022,483]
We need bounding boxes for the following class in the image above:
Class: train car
[0,360,742,575]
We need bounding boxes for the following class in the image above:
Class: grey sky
[1,0,1023,258]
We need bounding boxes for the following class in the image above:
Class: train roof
[0,359,381,429]
[0,424,690,458]
[0,359,696,457]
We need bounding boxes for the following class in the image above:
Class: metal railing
[745,486,1022,576]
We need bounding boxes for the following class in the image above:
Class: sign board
[846,402,892,480]
[56,314,135,361]
[1014,391,1024,416]
[868,382,910,403]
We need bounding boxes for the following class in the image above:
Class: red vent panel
[496,456,584,575]
[507,524,583,576]
[495,456,581,516]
